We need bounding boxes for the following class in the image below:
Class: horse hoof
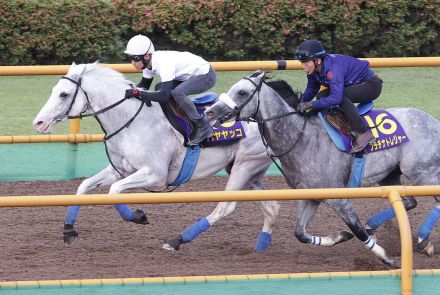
[131,209,149,225]
[163,234,183,251]
[416,239,434,257]
[383,257,399,268]
[63,225,79,245]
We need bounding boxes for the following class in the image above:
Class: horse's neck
[257,86,306,153]
[85,79,158,135]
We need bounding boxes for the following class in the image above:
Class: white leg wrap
[311,235,334,247]
[364,237,386,259]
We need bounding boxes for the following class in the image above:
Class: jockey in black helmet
[295,39,382,153]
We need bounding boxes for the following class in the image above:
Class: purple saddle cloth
[169,92,246,146]
[320,105,409,154]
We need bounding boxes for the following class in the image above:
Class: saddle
[323,102,374,138]
[160,92,246,147]
[318,102,409,153]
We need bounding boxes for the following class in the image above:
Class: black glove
[297,101,313,113]
[125,88,142,99]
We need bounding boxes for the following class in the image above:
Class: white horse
[33,62,279,252]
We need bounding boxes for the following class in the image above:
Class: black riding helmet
[295,39,326,61]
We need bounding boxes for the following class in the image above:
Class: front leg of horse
[63,165,122,245]
[108,167,166,225]
[294,199,354,248]
[328,199,396,267]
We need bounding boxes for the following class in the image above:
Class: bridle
[60,74,145,141]
[217,74,308,179]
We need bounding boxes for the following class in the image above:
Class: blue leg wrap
[64,205,81,225]
[418,207,440,240]
[181,218,210,243]
[114,204,135,221]
[255,231,272,253]
[366,207,395,230]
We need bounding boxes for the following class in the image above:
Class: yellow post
[69,119,81,135]
[387,190,413,295]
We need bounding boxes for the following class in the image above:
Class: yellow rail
[1,185,437,206]
[2,269,439,290]
[1,185,439,294]
[0,133,103,144]
[1,57,440,76]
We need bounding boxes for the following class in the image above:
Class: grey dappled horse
[33,62,279,252]
[205,70,440,265]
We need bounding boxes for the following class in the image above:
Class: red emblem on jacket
[327,71,333,79]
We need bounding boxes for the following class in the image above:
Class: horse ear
[249,70,264,78]
[67,62,77,75]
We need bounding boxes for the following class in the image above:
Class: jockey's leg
[171,68,216,146]
[341,77,382,153]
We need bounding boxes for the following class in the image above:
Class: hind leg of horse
[163,166,272,251]
[327,199,395,266]
[294,199,354,247]
[257,199,280,252]
[366,169,417,234]
[406,172,440,257]
[416,196,440,257]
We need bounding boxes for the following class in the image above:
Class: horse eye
[60,92,68,98]
[238,90,246,96]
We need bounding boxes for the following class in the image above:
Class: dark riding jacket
[302,54,375,109]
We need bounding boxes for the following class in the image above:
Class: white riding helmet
[124,34,155,55]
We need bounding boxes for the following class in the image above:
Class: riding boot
[189,118,214,146]
[350,129,375,153]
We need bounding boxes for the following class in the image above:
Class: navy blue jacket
[301,54,375,109]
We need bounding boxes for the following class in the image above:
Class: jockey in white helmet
[124,34,216,146]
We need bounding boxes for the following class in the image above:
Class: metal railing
[1,185,440,294]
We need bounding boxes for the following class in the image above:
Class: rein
[61,76,144,140]
[229,76,307,180]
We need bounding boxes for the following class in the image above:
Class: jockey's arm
[137,77,153,90]
[301,75,320,102]
[137,81,173,103]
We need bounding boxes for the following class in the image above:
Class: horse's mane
[264,76,301,109]
[70,62,131,87]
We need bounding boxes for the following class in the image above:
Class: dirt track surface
[0,176,439,281]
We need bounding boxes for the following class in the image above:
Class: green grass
[0,67,439,135]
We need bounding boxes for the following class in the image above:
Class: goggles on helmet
[128,55,144,62]
[295,50,314,61]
